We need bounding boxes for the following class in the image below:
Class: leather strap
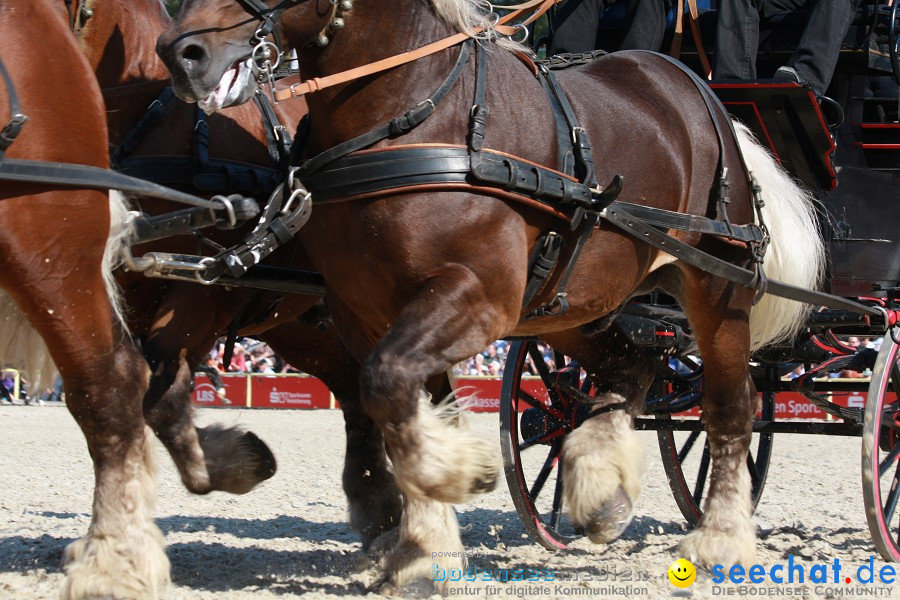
[111,88,175,167]
[272,0,560,101]
[0,56,27,158]
[298,40,474,177]
[669,0,684,57]
[614,201,763,243]
[601,204,883,319]
[686,0,712,78]
[0,158,229,210]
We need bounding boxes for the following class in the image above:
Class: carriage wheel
[890,0,900,87]
[500,340,589,550]
[656,364,774,526]
[862,329,900,562]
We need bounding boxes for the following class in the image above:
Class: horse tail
[0,297,55,390]
[104,190,133,335]
[732,121,825,351]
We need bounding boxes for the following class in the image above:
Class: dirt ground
[0,405,896,599]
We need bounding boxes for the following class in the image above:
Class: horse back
[553,51,751,219]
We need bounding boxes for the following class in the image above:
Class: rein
[235,0,562,101]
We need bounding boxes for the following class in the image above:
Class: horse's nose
[157,35,210,76]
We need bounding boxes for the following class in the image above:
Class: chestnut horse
[71,0,403,543]
[158,0,824,591]
[0,0,167,597]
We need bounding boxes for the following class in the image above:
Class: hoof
[242,430,277,482]
[679,525,756,567]
[200,426,277,494]
[584,486,634,544]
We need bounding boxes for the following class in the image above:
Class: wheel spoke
[882,460,900,526]
[677,431,702,463]
[529,442,561,501]
[692,443,711,507]
[517,388,565,421]
[747,452,760,489]
[528,344,553,384]
[519,427,567,452]
[879,443,900,479]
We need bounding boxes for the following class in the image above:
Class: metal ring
[510,24,529,44]
[213,195,237,228]
[282,178,312,214]
[195,257,219,285]
[251,40,282,74]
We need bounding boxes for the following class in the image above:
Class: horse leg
[260,318,403,547]
[0,196,169,598]
[381,495,463,597]
[330,270,508,588]
[542,329,654,543]
[677,276,757,566]
[143,349,276,494]
[138,287,275,495]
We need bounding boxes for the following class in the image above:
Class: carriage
[3,0,900,597]
[499,0,900,562]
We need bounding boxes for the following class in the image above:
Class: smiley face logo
[668,558,696,588]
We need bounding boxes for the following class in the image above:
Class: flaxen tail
[733,121,825,351]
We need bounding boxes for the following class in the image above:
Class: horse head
[157,0,336,111]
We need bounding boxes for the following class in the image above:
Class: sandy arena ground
[0,405,896,599]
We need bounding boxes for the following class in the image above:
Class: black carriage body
[594,0,900,297]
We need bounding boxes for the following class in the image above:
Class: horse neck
[80,0,172,89]
[292,0,463,147]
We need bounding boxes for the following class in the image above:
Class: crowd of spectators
[206,338,302,375]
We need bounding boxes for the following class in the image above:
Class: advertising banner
[193,373,884,419]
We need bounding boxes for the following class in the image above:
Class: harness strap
[117,156,281,197]
[110,84,291,198]
[271,0,558,101]
[253,92,293,168]
[298,39,473,177]
[630,51,771,292]
[0,57,27,158]
[0,158,230,210]
[469,42,489,154]
[111,88,175,167]
[615,201,763,243]
[601,204,884,319]
[536,64,576,175]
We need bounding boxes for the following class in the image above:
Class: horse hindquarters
[677,123,825,567]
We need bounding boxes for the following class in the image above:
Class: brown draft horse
[158,0,825,591]
[0,0,168,597]
[71,0,403,545]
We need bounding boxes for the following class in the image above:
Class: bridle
[64,0,93,36]
[232,0,355,96]
[229,0,556,102]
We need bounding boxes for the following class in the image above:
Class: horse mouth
[199,58,254,113]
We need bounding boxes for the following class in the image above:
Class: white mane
[429,0,529,52]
